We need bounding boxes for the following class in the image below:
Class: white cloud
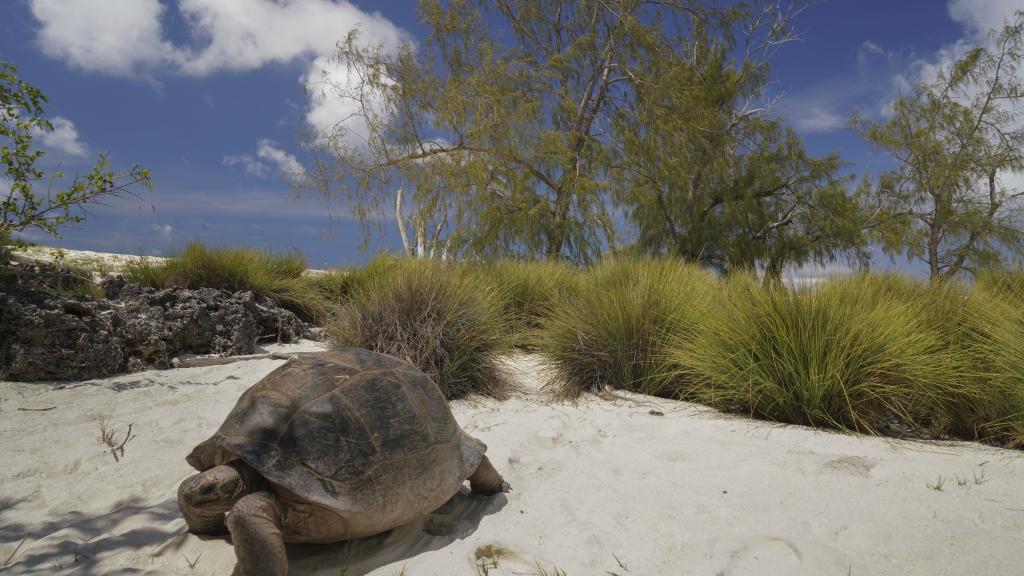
[223,154,270,177]
[302,55,378,146]
[151,223,174,241]
[177,0,408,76]
[788,106,847,134]
[948,0,1023,39]
[256,139,305,177]
[29,0,410,151]
[224,139,305,179]
[36,116,88,157]
[856,40,885,68]
[29,0,183,77]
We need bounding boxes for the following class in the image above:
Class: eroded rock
[0,274,307,382]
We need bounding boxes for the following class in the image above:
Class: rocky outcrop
[0,276,306,382]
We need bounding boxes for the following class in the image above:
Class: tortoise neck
[228,460,267,497]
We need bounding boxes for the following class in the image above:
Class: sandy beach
[2,344,1023,575]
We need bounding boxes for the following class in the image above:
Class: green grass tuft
[466,259,581,346]
[122,241,328,319]
[679,274,964,434]
[537,259,717,399]
[327,260,513,399]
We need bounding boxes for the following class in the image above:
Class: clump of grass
[122,241,327,319]
[123,241,306,290]
[328,260,512,399]
[537,259,717,399]
[945,293,1024,447]
[466,260,581,346]
[975,266,1024,307]
[679,274,964,434]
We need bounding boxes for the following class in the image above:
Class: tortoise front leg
[227,492,287,576]
[468,455,511,495]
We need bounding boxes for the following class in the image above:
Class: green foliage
[0,61,151,239]
[537,259,717,399]
[679,274,964,434]
[328,260,512,399]
[852,13,1024,281]
[305,2,802,263]
[615,28,867,278]
[122,242,326,319]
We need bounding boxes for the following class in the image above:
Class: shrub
[679,274,965,434]
[327,261,512,399]
[537,259,716,399]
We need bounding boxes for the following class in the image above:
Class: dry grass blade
[3,535,29,567]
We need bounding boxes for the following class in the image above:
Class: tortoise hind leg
[468,455,511,495]
[227,492,288,576]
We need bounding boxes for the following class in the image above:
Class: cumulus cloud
[29,0,410,149]
[36,117,88,157]
[177,0,408,76]
[301,55,381,146]
[29,0,183,77]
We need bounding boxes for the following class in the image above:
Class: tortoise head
[177,460,263,534]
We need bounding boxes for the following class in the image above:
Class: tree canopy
[307,0,837,265]
[853,12,1024,281]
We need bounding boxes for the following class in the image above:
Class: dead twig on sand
[174,352,298,369]
[3,535,29,567]
[97,415,136,462]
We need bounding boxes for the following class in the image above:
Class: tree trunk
[928,193,941,282]
[395,188,414,258]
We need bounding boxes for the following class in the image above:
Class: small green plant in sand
[183,551,202,570]
[538,258,717,399]
[533,563,568,576]
[927,475,947,491]
[475,543,513,576]
[328,260,512,399]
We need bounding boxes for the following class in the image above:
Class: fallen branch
[174,352,298,369]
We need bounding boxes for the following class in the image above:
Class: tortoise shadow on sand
[287,487,509,575]
[0,496,185,575]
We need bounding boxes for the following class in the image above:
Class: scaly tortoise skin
[177,348,508,576]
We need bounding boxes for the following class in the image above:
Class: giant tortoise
[177,348,509,576]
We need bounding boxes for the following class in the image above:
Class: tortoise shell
[186,348,485,518]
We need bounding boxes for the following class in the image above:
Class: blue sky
[0,0,1020,269]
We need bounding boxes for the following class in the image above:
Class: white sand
[2,349,1024,575]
